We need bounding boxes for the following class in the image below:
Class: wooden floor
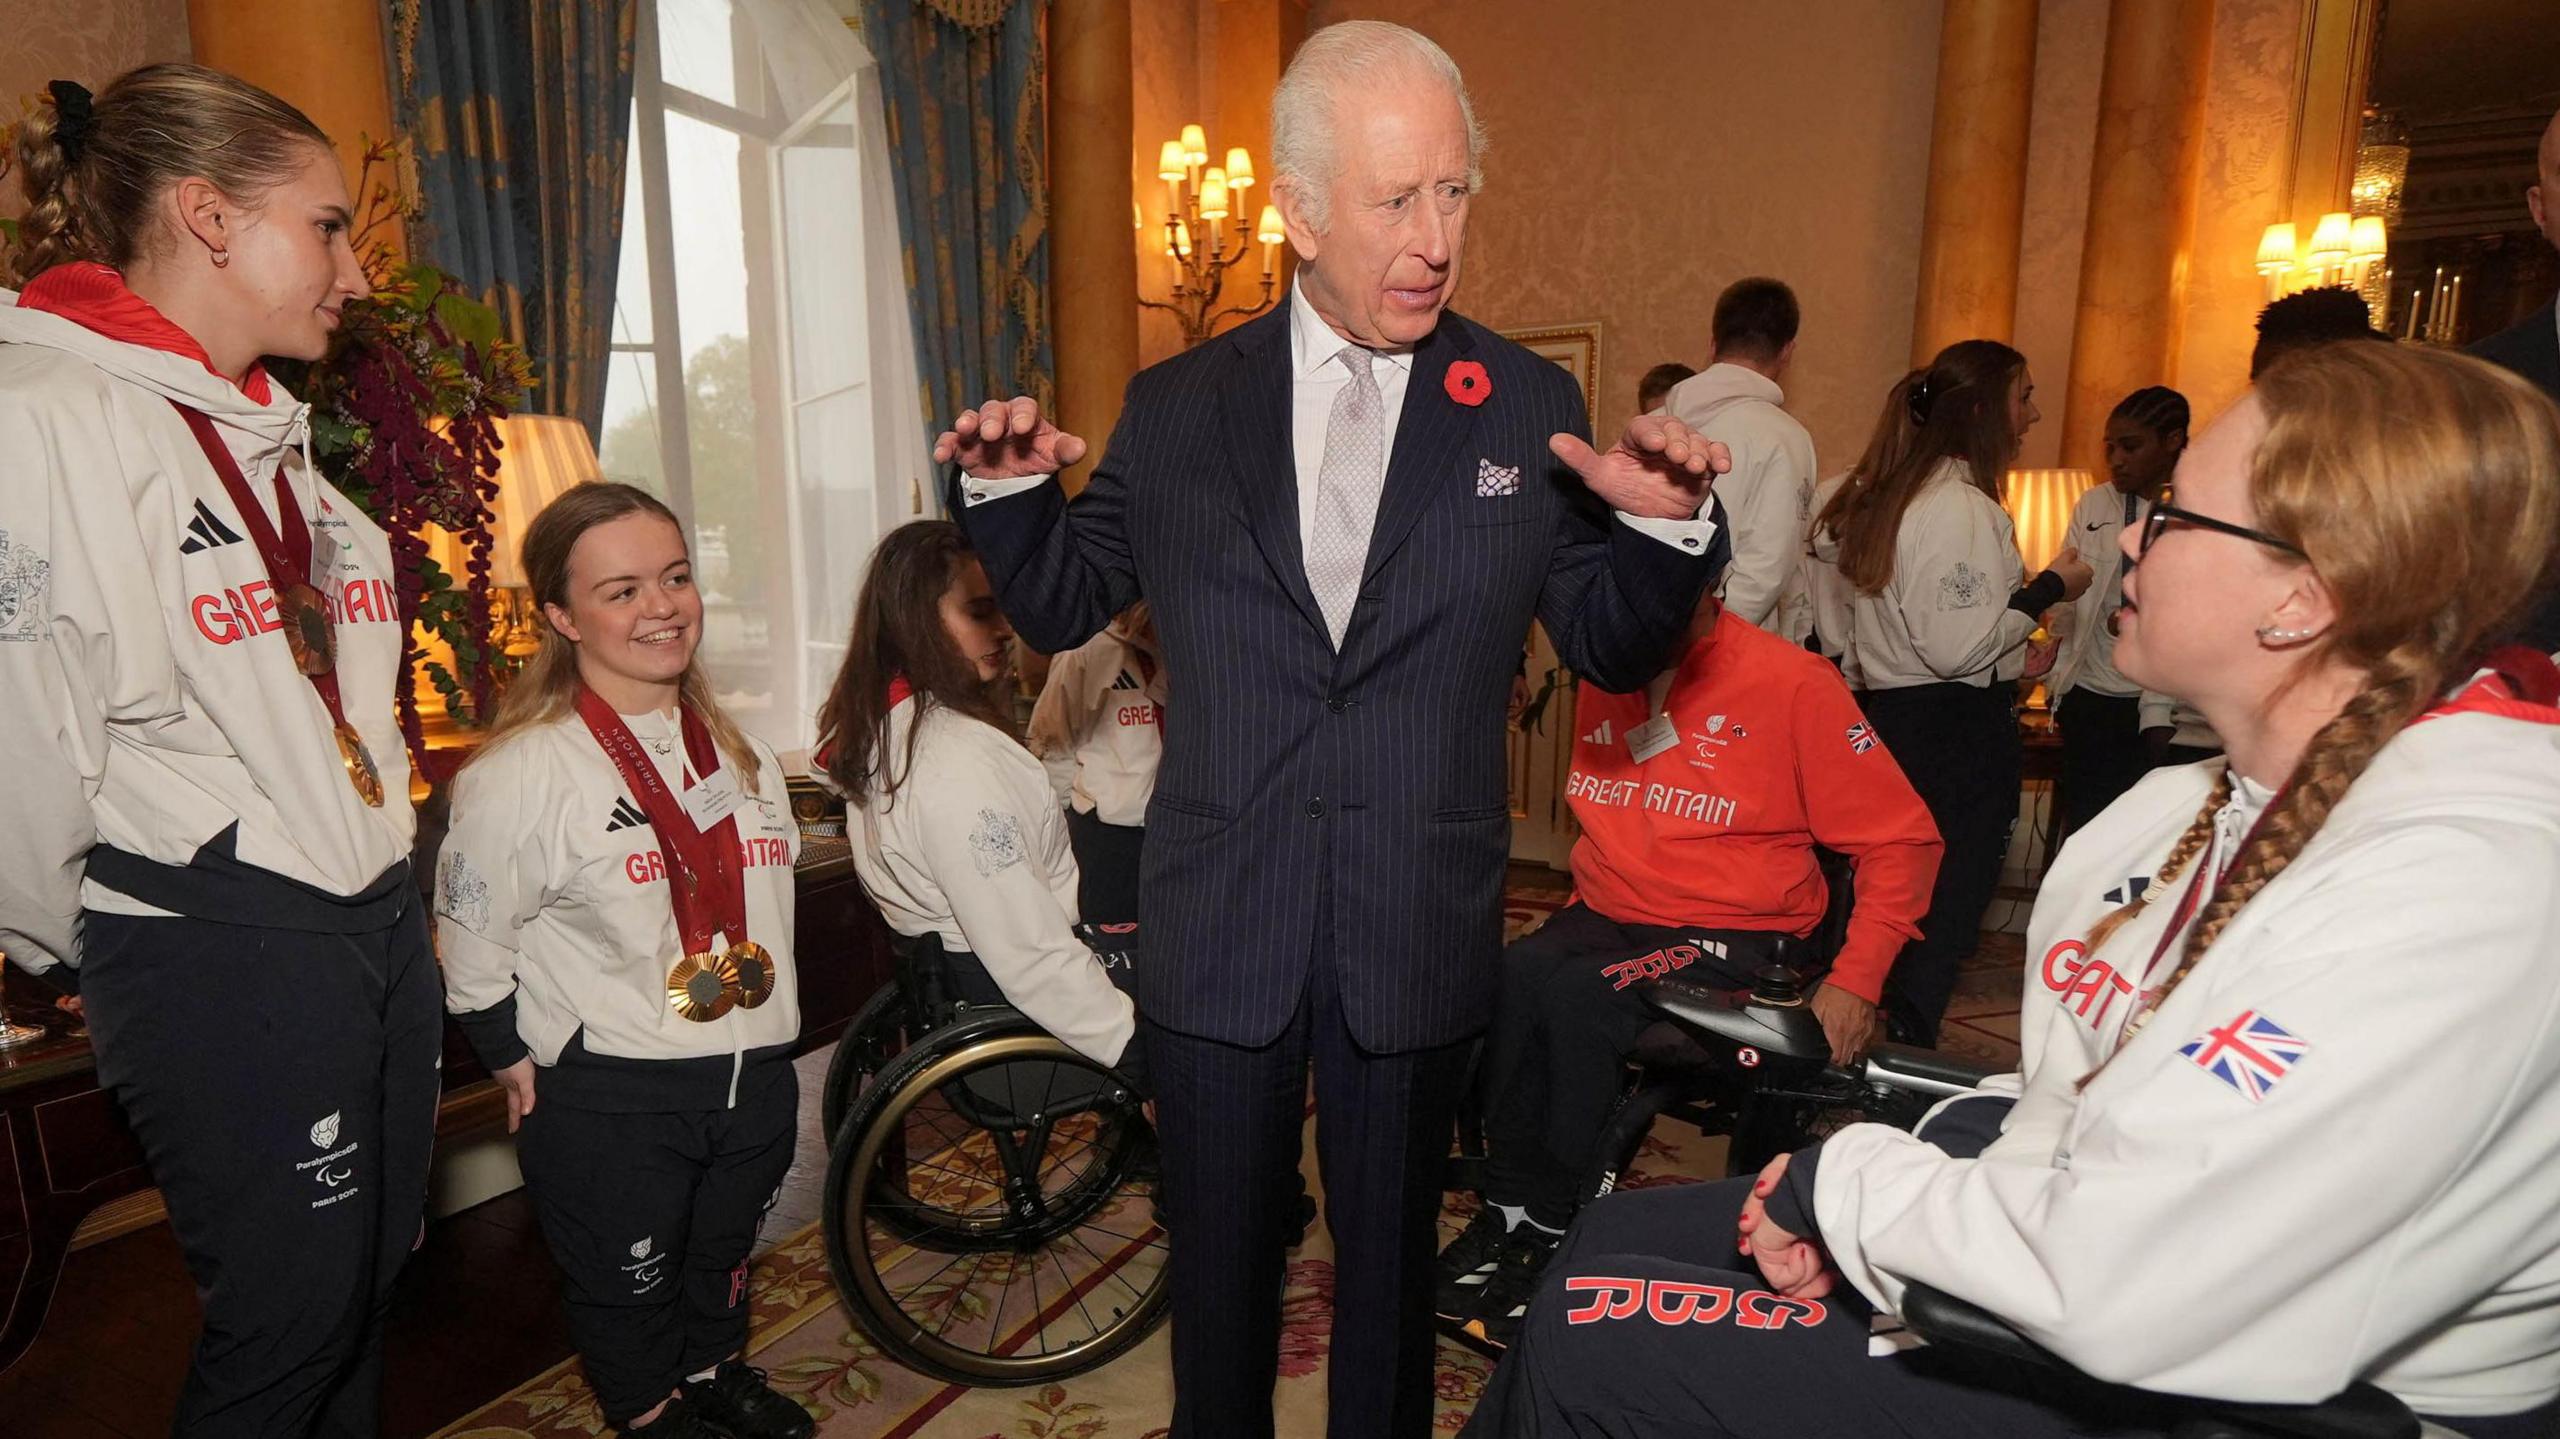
[1,1046,840,1439]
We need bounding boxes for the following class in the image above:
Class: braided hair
[2076,345,2560,1069]
[2109,385,2190,442]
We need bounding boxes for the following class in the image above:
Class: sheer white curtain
[701,0,930,765]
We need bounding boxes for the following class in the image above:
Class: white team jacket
[850,695,1136,1066]
[1026,625,1166,827]
[1665,363,1816,641]
[1836,460,2035,692]
[1805,472,1862,687]
[0,295,416,978]
[2049,481,2143,701]
[1811,692,2560,1418]
[435,712,802,1066]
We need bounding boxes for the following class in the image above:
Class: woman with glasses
[1806,342,2093,1044]
[1468,342,2560,1438]
[2047,387,2191,839]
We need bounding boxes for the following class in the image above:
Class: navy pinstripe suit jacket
[956,305,1723,1051]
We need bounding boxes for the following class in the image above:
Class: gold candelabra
[1139,124,1287,346]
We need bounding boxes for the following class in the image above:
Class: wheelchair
[817,923,1168,1385]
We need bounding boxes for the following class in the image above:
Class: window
[600,0,928,764]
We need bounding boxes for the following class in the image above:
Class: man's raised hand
[935,396,1090,480]
[1548,413,1732,521]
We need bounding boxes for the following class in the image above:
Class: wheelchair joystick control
[1750,964,1806,1007]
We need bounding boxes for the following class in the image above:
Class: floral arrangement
[274,141,534,767]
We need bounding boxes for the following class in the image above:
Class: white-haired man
[935,22,1731,1436]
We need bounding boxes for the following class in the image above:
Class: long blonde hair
[477,482,764,794]
[10,63,332,286]
[2081,344,2560,1023]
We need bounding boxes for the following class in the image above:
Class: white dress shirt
[961,279,1718,559]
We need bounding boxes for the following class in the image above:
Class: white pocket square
[1476,459,1521,497]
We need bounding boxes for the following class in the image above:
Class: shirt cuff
[1615,508,1720,558]
[961,471,1053,506]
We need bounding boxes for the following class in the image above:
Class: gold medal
[279,582,336,677]
[333,721,385,808]
[727,941,775,1009]
[667,950,743,1022]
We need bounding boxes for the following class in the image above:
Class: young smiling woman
[0,64,427,1435]
[437,483,812,1439]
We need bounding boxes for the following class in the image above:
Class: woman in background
[2047,387,2190,838]
[1804,368,1923,683]
[1809,342,2091,1043]
[1027,601,1165,928]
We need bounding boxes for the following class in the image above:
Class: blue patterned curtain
[857,0,1055,446]
[381,0,639,435]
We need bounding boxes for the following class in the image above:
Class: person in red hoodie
[1435,587,1941,1344]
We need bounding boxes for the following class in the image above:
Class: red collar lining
[17,262,274,405]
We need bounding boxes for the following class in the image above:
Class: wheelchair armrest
[1637,975,1829,1062]
[1902,1284,2420,1439]
[1899,1281,2064,1369]
[1864,1042,2002,1099]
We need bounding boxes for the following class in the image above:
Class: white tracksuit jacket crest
[1811,691,2560,1418]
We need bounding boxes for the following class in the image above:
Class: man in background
[2250,285,2391,377]
[1635,361,1694,415]
[1665,279,1815,642]
[2467,103,2560,404]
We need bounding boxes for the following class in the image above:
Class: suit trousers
[1146,885,1473,1439]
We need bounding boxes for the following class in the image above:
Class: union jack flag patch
[1846,722,1877,755]
[2178,1010,2310,1103]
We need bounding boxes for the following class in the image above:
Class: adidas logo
[1111,670,1142,691]
[1580,719,1614,746]
[177,499,245,555]
[605,797,648,832]
[2101,874,2154,906]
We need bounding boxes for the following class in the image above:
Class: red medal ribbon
[168,402,349,729]
[575,685,750,957]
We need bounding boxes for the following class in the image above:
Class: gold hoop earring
[211,249,231,269]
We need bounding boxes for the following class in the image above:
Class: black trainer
[682,1359,814,1439]
[1464,1225,1564,1349]
[1433,1205,1511,1320]
[620,1393,730,1439]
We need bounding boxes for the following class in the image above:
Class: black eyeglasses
[2138,491,2305,560]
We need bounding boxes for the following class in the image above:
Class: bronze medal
[666,950,743,1022]
[333,721,385,808]
[280,582,336,677]
[727,941,775,1009]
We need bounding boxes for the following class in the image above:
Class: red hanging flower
[1444,359,1492,407]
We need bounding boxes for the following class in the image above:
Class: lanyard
[574,686,749,958]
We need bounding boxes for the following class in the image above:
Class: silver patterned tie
[1305,346,1387,648]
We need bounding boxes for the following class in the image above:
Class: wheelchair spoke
[931,1251,986,1339]
[1059,1222,1158,1306]
[1048,1242,1107,1345]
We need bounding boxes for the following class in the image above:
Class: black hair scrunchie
[48,80,95,167]
[1906,374,1937,426]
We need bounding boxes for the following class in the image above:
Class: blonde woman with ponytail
[1472,344,2560,1439]
[435,483,812,1439]
[0,66,425,1436]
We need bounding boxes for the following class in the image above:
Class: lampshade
[2255,222,2297,276]
[1199,174,1230,221]
[2306,211,2353,268]
[1180,124,1209,166]
[1225,147,1254,188]
[2349,214,2387,262]
[488,414,602,588]
[1156,141,1186,183]
[2003,468,2098,577]
[1256,204,1285,245]
[1133,199,1143,231]
[1172,220,1193,258]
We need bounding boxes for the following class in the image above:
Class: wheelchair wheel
[823,1009,1168,1385]
[820,979,917,1139]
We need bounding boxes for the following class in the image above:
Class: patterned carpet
[434,880,2024,1438]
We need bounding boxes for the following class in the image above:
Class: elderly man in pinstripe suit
[938,21,1732,1437]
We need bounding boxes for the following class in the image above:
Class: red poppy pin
[1444,359,1491,407]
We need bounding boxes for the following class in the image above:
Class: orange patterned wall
[1,0,192,229]
[1293,0,1941,470]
